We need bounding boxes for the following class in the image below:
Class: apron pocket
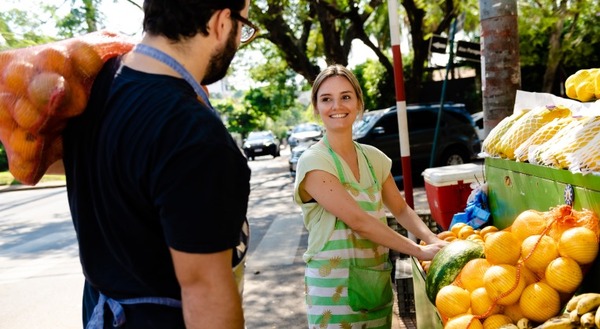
[348,264,393,312]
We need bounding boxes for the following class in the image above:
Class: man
[58,0,257,327]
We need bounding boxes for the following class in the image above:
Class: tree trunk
[479,0,521,137]
[542,0,567,93]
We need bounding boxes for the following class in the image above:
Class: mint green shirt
[293,142,392,262]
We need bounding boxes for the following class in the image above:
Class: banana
[568,309,579,324]
[576,293,600,315]
[517,317,532,329]
[565,293,598,312]
[580,311,595,328]
[533,314,577,329]
[500,324,519,329]
[595,306,600,328]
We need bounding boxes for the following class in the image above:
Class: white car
[471,111,485,141]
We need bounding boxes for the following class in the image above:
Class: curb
[0,182,66,193]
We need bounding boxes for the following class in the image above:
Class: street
[0,146,308,328]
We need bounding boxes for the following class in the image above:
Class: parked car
[352,103,481,186]
[471,111,485,141]
[287,123,324,147]
[242,131,280,160]
[288,140,318,176]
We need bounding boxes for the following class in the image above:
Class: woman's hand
[416,242,447,261]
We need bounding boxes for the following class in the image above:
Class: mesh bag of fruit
[436,206,600,328]
[536,115,600,169]
[0,30,134,185]
[494,105,572,160]
[513,116,573,163]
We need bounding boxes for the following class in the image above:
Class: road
[0,146,309,328]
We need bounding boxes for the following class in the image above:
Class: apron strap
[85,292,182,329]
[132,44,213,110]
[323,135,380,188]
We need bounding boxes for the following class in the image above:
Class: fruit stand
[410,89,600,328]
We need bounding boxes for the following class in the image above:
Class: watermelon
[425,240,485,304]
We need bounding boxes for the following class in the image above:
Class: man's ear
[210,8,232,42]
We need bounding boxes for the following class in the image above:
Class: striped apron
[305,140,393,329]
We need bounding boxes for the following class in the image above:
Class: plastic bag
[0,30,134,185]
[450,182,491,230]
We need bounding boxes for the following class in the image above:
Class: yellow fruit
[445,314,484,329]
[558,227,599,265]
[436,285,471,318]
[2,60,35,96]
[451,223,469,236]
[438,231,456,240]
[521,235,558,274]
[27,72,69,113]
[470,287,502,318]
[480,226,499,241]
[68,40,103,79]
[11,97,42,131]
[519,282,561,323]
[460,258,492,292]
[484,264,526,305]
[485,231,521,265]
[459,225,475,239]
[511,210,547,242]
[503,303,524,323]
[483,314,513,329]
[545,256,583,293]
[518,263,540,285]
[34,46,71,77]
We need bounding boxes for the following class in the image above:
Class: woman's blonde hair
[310,64,364,117]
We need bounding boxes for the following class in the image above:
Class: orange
[436,285,471,318]
[68,40,103,79]
[27,72,69,115]
[483,264,526,305]
[521,235,558,274]
[503,303,524,323]
[519,282,561,323]
[445,314,483,329]
[470,286,502,318]
[482,314,512,329]
[451,223,469,236]
[34,46,71,77]
[480,226,499,241]
[511,209,547,242]
[60,77,88,118]
[460,258,492,292]
[545,256,583,293]
[558,227,599,265]
[484,231,521,265]
[11,97,43,131]
[2,61,36,96]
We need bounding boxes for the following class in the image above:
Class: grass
[0,171,66,186]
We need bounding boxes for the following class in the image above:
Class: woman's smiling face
[315,75,359,131]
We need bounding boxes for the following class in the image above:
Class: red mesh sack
[0,30,134,185]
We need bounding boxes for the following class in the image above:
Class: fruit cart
[410,90,600,328]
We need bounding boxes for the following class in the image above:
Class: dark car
[352,103,481,186]
[243,131,280,160]
[288,141,317,176]
[287,123,324,148]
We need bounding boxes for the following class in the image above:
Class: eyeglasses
[230,12,259,44]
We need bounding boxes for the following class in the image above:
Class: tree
[250,0,480,105]
[518,0,600,95]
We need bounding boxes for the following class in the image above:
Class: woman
[294,64,447,328]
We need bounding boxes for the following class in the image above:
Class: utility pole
[479,0,521,138]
